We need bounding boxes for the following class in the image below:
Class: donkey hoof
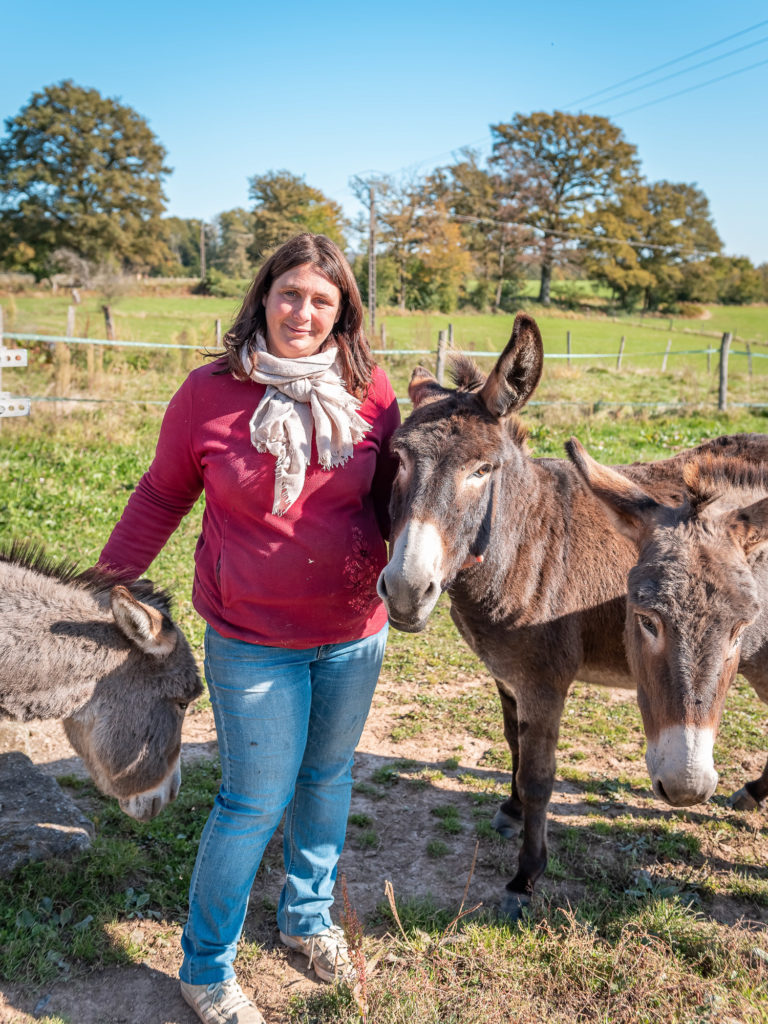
[491,808,521,839]
[497,892,530,923]
[728,787,762,812]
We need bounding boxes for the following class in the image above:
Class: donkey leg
[492,681,523,838]
[498,686,565,921]
[729,755,768,810]
[730,772,768,810]
[730,669,768,810]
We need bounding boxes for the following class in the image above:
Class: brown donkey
[377,313,768,918]
[0,543,203,820]
[567,441,768,812]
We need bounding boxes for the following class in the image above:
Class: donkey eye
[472,464,492,479]
[177,701,189,713]
[637,614,658,639]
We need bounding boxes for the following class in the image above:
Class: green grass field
[1,291,768,1022]
[2,292,766,420]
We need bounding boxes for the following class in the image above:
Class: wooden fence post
[54,307,73,404]
[448,323,454,349]
[215,319,222,348]
[616,336,625,371]
[436,330,448,384]
[661,339,671,372]
[567,330,571,368]
[718,332,732,411]
[746,343,753,377]
[380,323,386,349]
[102,305,116,341]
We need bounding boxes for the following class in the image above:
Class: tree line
[1,81,766,313]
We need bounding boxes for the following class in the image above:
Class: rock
[0,751,94,875]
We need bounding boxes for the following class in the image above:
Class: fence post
[616,336,625,371]
[567,330,571,368]
[54,307,73,403]
[746,342,753,377]
[448,323,454,349]
[380,323,386,349]
[661,339,671,372]
[436,330,448,384]
[718,332,732,411]
[215,319,222,348]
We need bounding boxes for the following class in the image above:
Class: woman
[99,234,400,1024]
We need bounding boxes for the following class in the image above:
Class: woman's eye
[638,615,658,638]
[472,464,492,479]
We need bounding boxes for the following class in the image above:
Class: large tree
[248,170,346,259]
[637,181,722,310]
[0,80,171,278]
[584,180,722,310]
[491,111,641,304]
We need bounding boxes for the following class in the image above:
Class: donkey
[566,440,768,812]
[0,542,203,821]
[377,312,768,918]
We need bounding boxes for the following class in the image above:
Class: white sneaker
[180,978,265,1024]
[280,924,355,983]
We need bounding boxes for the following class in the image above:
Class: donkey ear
[565,437,662,546]
[110,585,178,658]
[727,496,768,556]
[408,366,450,408]
[479,313,543,418]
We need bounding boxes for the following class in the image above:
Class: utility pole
[200,220,207,280]
[368,184,376,338]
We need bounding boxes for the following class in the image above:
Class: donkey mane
[0,540,173,614]
[683,455,768,514]
[449,353,486,393]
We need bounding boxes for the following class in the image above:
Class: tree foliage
[580,178,723,311]
[0,80,171,278]
[162,217,203,276]
[428,149,530,310]
[211,207,254,279]
[351,174,472,312]
[491,112,641,304]
[248,170,347,259]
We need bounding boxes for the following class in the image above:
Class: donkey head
[63,585,203,821]
[567,438,768,807]
[378,313,543,631]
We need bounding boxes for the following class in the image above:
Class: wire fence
[0,312,764,419]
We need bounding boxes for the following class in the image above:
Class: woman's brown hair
[222,233,375,399]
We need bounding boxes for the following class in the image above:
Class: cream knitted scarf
[240,335,371,515]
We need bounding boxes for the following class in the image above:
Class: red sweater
[99,358,401,648]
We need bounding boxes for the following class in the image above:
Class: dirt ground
[1,672,766,1024]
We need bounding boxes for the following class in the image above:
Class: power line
[611,56,768,117]
[595,33,768,106]
[565,17,768,105]
[347,23,768,216]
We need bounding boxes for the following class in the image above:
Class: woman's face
[263,263,342,359]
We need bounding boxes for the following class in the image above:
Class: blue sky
[1,1,767,263]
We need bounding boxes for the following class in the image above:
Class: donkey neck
[450,455,629,625]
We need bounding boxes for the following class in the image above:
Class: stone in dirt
[0,751,94,875]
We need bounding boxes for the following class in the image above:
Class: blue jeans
[179,622,388,985]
